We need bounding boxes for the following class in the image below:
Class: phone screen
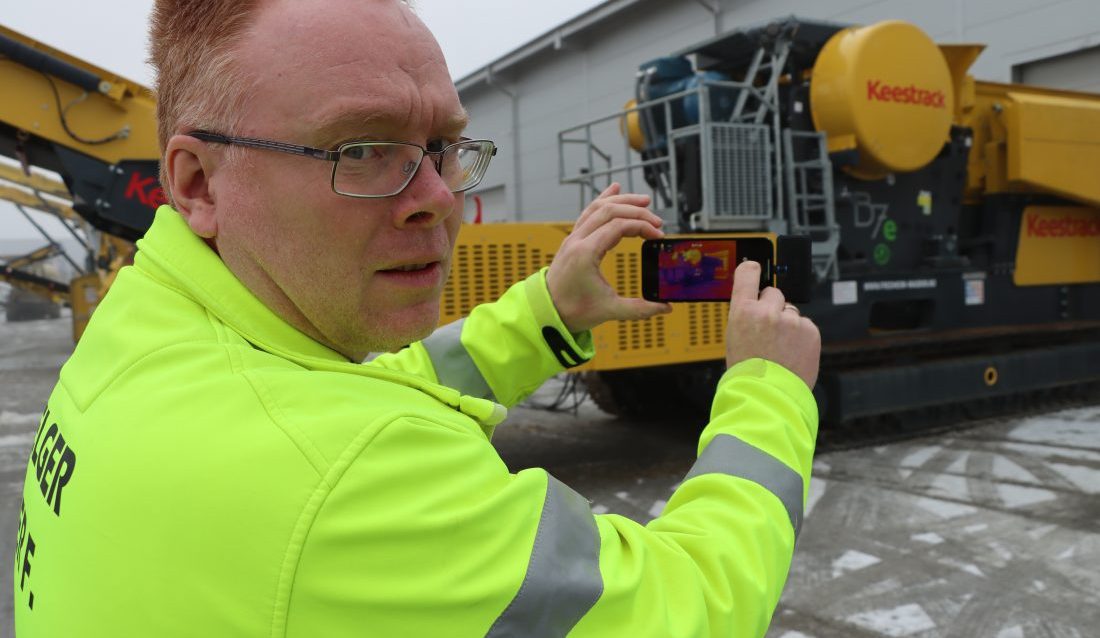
[642,237,773,302]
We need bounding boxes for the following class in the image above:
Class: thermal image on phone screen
[657,240,736,301]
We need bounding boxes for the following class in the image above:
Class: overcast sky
[1,0,605,240]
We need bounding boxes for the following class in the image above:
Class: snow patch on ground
[900,445,942,468]
[930,473,969,500]
[1052,406,1100,421]
[778,632,815,638]
[916,496,976,519]
[991,455,1040,485]
[996,626,1025,638]
[0,411,39,428]
[0,432,35,447]
[911,532,944,545]
[986,540,1014,562]
[859,578,904,598]
[1027,523,1057,539]
[1048,462,1100,494]
[1008,417,1100,450]
[938,556,985,577]
[944,452,969,474]
[997,484,1056,508]
[846,603,936,637]
[1001,441,1100,463]
[805,478,826,517]
[831,550,881,578]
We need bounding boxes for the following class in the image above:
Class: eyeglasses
[187,130,497,199]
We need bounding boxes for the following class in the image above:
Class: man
[14,0,820,635]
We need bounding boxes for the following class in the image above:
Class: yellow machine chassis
[442,224,774,372]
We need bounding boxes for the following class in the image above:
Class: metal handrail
[558,79,767,141]
[560,155,675,183]
[558,60,787,229]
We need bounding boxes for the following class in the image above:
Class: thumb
[609,297,673,322]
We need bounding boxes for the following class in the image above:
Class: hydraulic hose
[0,32,104,94]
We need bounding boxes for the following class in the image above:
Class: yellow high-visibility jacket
[15,205,817,637]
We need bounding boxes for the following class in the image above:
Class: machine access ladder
[783,130,840,280]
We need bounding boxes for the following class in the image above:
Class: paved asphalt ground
[1,315,1098,637]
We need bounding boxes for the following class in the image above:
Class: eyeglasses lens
[334,141,493,197]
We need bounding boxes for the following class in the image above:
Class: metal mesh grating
[613,251,666,351]
[710,123,771,220]
[687,302,729,348]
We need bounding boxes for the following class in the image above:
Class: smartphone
[641,236,774,302]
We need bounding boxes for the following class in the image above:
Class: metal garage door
[1014,45,1100,93]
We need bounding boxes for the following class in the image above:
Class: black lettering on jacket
[15,502,35,610]
[30,409,77,517]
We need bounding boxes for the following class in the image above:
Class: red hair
[148,0,262,185]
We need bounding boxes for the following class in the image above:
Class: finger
[783,302,800,316]
[759,286,786,311]
[571,184,621,225]
[608,297,673,322]
[598,182,621,199]
[730,260,762,307]
[575,192,653,228]
[572,202,662,239]
[584,217,665,257]
[578,200,658,226]
[578,191,650,214]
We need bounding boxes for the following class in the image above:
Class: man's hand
[726,260,821,389]
[547,183,672,333]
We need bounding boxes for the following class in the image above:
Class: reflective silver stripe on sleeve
[421,319,495,400]
[685,434,805,537]
[486,476,604,638]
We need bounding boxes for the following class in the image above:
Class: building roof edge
[455,0,648,92]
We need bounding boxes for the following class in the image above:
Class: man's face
[208,0,468,359]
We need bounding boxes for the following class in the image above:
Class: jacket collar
[134,206,507,434]
[136,205,350,364]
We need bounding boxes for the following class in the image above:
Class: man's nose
[391,156,458,228]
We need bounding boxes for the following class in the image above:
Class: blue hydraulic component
[636,56,736,153]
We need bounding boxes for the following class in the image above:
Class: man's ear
[164,134,221,238]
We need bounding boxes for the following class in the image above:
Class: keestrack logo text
[866,80,946,109]
[1026,214,1100,238]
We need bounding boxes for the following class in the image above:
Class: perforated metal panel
[612,251,666,352]
[687,302,728,348]
[444,242,552,318]
[709,123,772,221]
[441,224,566,325]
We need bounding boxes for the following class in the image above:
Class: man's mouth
[377,260,445,287]
[392,263,432,272]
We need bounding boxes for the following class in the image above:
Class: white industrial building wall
[458,0,1100,223]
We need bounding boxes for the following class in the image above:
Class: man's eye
[343,145,389,162]
[426,138,451,153]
